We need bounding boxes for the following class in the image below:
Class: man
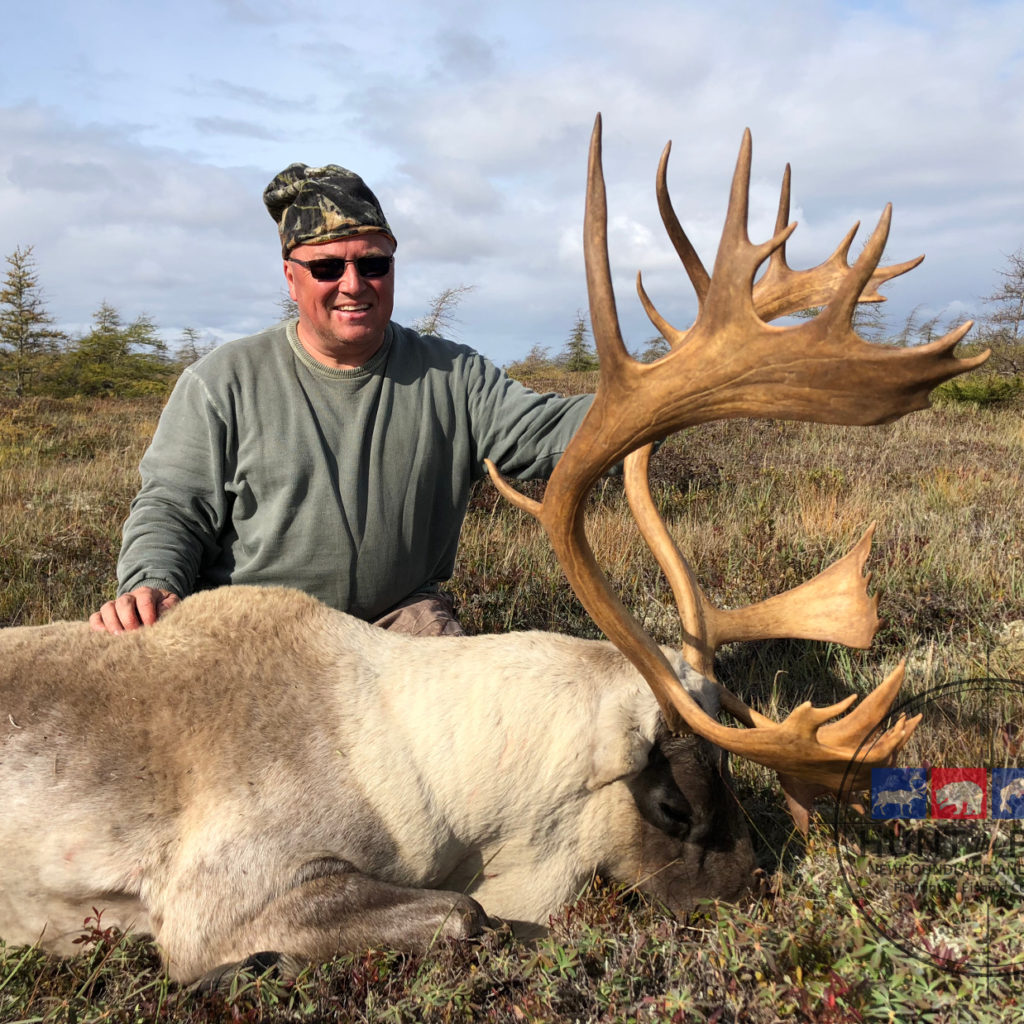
[90,163,593,636]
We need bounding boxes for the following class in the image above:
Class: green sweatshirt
[118,320,593,620]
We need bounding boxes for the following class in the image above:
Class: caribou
[0,117,986,986]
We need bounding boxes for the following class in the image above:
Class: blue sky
[1,0,1021,365]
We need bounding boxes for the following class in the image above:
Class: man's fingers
[134,589,161,626]
[89,588,178,635]
[89,599,132,634]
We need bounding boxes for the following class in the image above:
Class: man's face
[283,232,396,369]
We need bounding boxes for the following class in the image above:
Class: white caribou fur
[0,586,723,981]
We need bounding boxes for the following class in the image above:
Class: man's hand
[89,587,181,634]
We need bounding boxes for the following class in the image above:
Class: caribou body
[0,585,755,982]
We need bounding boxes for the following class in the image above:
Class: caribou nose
[751,866,769,897]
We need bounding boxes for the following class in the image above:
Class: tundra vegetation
[0,374,1021,1022]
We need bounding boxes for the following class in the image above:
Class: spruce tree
[411,285,475,338]
[978,248,1024,375]
[175,326,213,367]
[69,302,173,397]
[560,312,599,371]
[0,245,64,396]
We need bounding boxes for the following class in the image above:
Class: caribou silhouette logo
[871,768,928,819]
[869,767,1024,820]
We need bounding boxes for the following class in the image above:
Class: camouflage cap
[263,163,396,256]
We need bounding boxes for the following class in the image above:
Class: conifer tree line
[0,246,212,398]
[1,242,1021,399]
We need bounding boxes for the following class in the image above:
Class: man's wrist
[120,579,180,598]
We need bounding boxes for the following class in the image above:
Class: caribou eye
[657,800,691,838]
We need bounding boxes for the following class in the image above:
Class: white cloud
[0,104,279,340]
[193,116,279,140]
[0,0,1019,362]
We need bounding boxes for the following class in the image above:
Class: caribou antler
[486,116,987,813]
[638,146,925,334]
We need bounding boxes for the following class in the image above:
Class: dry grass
[1,389,1022,1021]
[0,396,159,624]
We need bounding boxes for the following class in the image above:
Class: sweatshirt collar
[286,319,394,378]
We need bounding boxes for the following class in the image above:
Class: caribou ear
[585,657,718,790]
[584,686,661,790]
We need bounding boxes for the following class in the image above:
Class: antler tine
[583,112,634,382]
[637,141,726,348]
[816,658,914,751]
[755,161,926,322]
[636,140,712,348]
[655,141,711,305]
[637,274,679,350]
[489,116,987,805]
[777,163,792,235]
[716,128,761,262]
[829,202,892,326]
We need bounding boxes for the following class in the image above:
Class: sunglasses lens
[356,256,392,278]
[304,256,392,281]
[305,259,345,281]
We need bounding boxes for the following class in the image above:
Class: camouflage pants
[371,590,465,637]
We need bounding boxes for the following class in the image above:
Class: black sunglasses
[287,255,393,281]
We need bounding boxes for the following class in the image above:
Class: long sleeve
[117,367,232,598]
